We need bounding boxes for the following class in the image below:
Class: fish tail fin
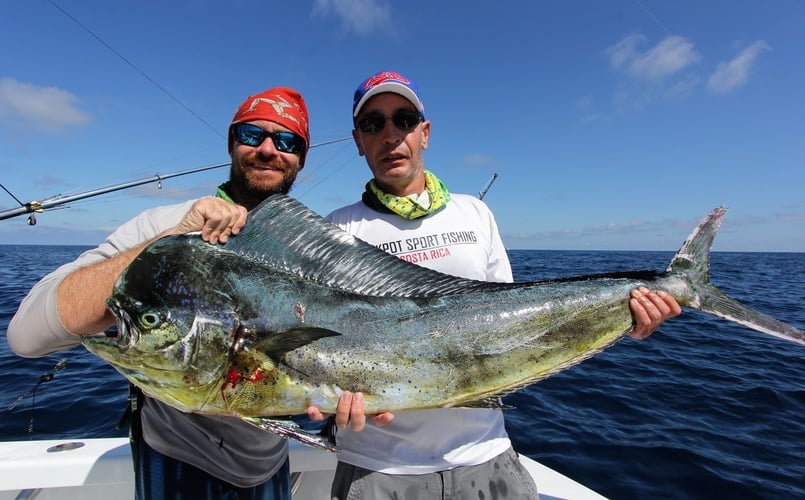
[667,206,805,345]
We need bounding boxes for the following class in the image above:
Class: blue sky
[1,0,803,251]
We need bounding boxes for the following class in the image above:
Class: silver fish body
[86,196,804,428]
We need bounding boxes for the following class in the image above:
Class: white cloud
[707,40,771,94]
[663,75,701,100]
[313,0,391,35]
[0,78,90,132]
[607,34,701,81]
[464,153,495,165]
[582,219,648,235]
[774,211,805,223]
[607,35,641,71]
[605,34,702,110]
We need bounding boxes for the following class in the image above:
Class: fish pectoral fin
[255,327,342,359]
[244,417,338,453]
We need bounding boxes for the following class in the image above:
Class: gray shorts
[330,447,540,499]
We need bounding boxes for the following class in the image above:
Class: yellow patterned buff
[367,170,451,220]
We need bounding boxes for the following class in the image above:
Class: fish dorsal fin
[222,194,495,297]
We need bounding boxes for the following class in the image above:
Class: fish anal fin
[245,417,338,452]
[452,398,514,410]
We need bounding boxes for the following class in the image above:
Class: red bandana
[228,87,310,153]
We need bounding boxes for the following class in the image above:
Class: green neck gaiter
[363,170,451,220]
[215,182,235,203]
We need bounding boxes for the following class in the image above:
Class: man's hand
[169,197,248,244]
[628,287,681,339]
[307,391,394,432]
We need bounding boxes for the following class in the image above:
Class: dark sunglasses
[356,109,423,134]
[232,123,306,154]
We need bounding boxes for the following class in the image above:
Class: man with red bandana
[8,87,311,499]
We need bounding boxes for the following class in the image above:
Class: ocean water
[1,245,803,499]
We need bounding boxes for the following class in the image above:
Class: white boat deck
[0,438,605,499]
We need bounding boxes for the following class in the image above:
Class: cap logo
[246,96,307,130]
[364,71,411,90]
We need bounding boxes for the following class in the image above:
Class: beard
[228,152,301,209]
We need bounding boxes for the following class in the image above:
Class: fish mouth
[104,298,138,350]
[94,299,205,375]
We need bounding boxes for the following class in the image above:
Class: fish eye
[139,312,162,328]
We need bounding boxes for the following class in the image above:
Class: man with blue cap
[309,70,681,499]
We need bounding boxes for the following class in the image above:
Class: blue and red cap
[352,71,425,123]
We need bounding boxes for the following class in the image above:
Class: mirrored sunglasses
[356,109,423,134]
[232,123,306,154]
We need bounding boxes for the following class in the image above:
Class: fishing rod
[478,173,499,200]
[0,162,230,224]
[1,137,353,224]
